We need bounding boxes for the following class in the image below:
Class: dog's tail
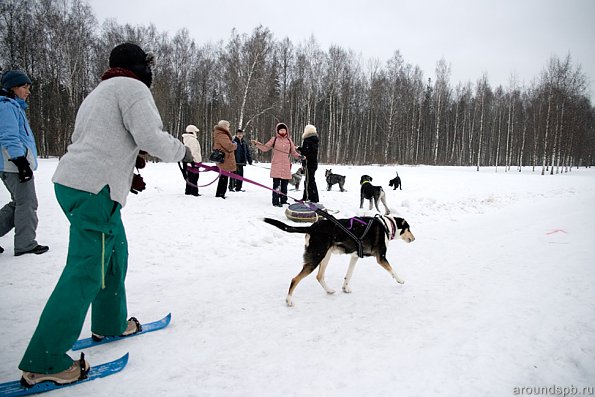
[264,218,311,233]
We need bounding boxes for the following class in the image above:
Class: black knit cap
[109,43,147,68]
[108,43,153,88]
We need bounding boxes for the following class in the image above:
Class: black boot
[15,245,49,256]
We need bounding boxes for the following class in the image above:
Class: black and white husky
[264,215,415,306]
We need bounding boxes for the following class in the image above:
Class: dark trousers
[272,178,289,205]
[216,175,229,197]
[302,164,319,203]
[228,164,244,191]
[185,164,199,196]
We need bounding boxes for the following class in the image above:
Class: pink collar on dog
[379,216,397,240]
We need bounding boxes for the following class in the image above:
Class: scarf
[101,67,141,82]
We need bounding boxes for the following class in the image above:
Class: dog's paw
[326,288,336,295]
[342,286,352,293]
[391,272,405,284]
[286,296,294,307]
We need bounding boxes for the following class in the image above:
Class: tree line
[1,0,593,173]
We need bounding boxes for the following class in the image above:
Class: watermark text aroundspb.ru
[513,385,594,396]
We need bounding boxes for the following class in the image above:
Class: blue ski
[72,313,171,351]
[0,353,128,396]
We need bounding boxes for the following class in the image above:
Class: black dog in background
[389,172,402,190]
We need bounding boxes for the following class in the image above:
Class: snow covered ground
[1,159,594,397]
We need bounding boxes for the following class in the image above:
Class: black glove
[135,155,146,169]
[130,173,146,194]
[9,156,33,183]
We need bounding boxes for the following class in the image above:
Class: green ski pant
[19,184,129,373]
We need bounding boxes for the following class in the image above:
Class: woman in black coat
[297,124,319,203]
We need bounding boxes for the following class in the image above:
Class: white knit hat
[186,124,199,133]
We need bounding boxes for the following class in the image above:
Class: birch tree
[433,58,450,164]
[475,74,490,171]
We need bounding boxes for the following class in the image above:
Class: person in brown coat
[212,120,237,198]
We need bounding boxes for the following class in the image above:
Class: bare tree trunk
[505,94,514,171]
[476,83,486,172]
[450,99,459,163]
[434,90,441,164]
[542,90,552,175]
[415,99,422,164]
[495,105,502,172]
[517,116,527,172]
[554,102,565,174]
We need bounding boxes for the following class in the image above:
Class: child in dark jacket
[229,129,252,192]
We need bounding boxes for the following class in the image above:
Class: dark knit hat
[1,70,32,91]
[108,43,154,88]
[109,43,148,68]
[236,129,244,133]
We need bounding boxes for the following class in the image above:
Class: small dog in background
[360,175,390,215]
[325,169,346,192]
[289,167,304,190]
[389,172,402,190]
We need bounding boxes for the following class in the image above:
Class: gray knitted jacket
[53,77,186,206]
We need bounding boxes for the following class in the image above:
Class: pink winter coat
[256,130,301,180]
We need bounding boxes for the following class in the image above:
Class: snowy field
[1,159,594,397]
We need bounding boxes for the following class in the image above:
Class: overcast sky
[87,0,595,101]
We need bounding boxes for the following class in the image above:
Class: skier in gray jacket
[18,43,193,387]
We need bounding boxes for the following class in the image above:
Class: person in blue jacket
[0,70,49,256]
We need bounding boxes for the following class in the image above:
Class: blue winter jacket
[0,95,38,172]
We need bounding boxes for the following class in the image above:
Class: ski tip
[163,313,172,325]
[120,352,130,366]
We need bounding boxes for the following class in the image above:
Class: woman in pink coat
[252,123,301,206]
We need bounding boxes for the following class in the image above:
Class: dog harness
[314,210,395,258]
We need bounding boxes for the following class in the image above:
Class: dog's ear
[394,217,406,229]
